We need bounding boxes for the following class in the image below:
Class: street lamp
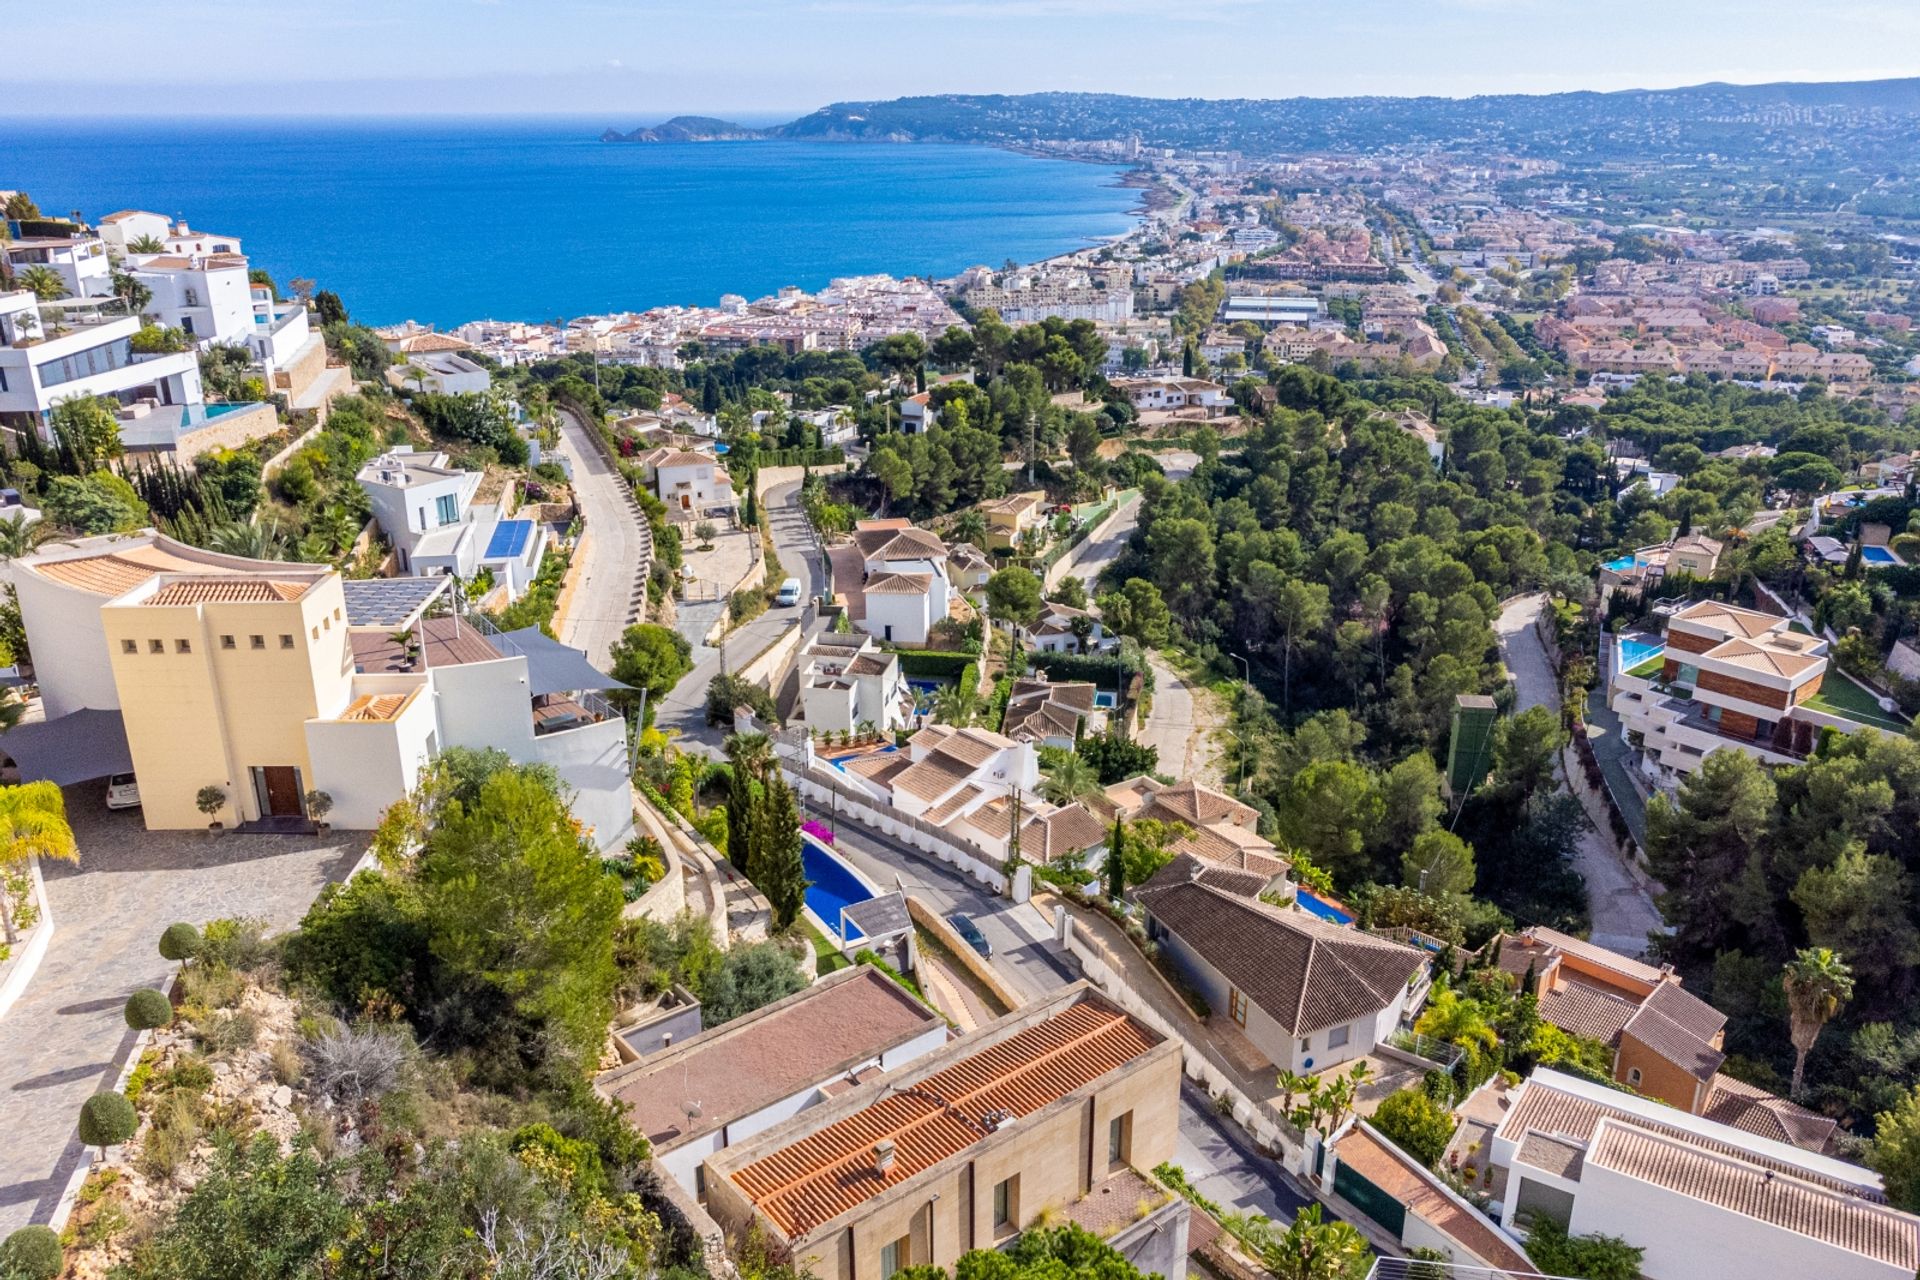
[1230,651,1252,685]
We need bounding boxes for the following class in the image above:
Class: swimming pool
[801,833,879,942]
[1862,546,1901,566]
[1618,635,1665,672]
[828,744,898,771]
[1294,889,1354,926]
[1602,554,1640,573]
[1093,691,1119,710]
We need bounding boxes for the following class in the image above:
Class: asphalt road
[554,407,648,670]
[1175,1080,1316,1225]
[1047,491,1141,591]
[653,481,825,755]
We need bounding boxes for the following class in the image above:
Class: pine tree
[756,770,807,931]
[1107,818,1127,901]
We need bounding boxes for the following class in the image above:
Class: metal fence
[1386,1028,1464,1071]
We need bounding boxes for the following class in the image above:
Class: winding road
[554,408,650,669]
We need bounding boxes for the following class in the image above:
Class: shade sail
[498,627,630,697]
[0,709,134,785]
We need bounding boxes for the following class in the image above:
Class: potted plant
[304,790,334,832]
[195,785,226,832]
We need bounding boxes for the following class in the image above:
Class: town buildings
[700,985,1186,1280]
[5,534,632,847]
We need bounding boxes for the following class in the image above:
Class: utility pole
[1025,410,1037,487]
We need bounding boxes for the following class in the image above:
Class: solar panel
[339,576,450,628]
[485,519,533,561]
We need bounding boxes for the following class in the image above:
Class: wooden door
[261,766,302,816]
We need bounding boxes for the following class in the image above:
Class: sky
[15,0,1920,118]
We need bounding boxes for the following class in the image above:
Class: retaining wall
[904,896,1024,1012]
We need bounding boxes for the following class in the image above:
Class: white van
[774,577,803,608]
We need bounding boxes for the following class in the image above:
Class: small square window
[175,639,191,654]
[148,639,164,654]
[120,639,138,655]
[279,634,295,649]
[334,607,342,621]
[1328,1024,1350,1049]
[250,635,265,650]
[220,635,236,650]
[311,625,320,640]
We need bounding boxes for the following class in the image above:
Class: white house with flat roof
[1491,1069,1920,1280]
[356,447,548,597]
[4,234,112,300]
[796,632,913,734]
[0,290,206,448]
[127,252,253,347]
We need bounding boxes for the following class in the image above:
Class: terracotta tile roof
[1497,1074,1869,1198]
[1146,779,1258,829]
[934,728,1013,767]
[652,450,715,469]
[727,1000,1158,1236]
[1671,600,1785,640]
[1704,636,1824,679]
[598,968,941,1150]
[920,784,985,827]
[1023,803,1110,860]
[1334,1127,1538,1272]
[336,691,416,722]
[1702,1074,1839,1154]
[1621,981,1727,1082]
[864,571,933,596]
[1514,926,1667,986]
[1587,1120,1919,1269]
[1538,982,1638,1046]
[892,753,977,804]
[857,527,949,563]
[1169,825,1289,878]
[844,753,913,788]
[145,577,312,606]
[1134,856,1425,1036]
[846,654,892,677]
[394,332,471,353]
[29,544,229,596]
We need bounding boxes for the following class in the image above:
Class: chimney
[872,1139,896,1178]
[661,1033,672,1048]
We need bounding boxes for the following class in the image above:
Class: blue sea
[4,118,1139,328]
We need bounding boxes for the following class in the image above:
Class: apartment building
[5,535,632,847]
[1491,1069,1919,1280]
[0,290,207,447]
[356,447,548,598]
[1608,600,1890,780]
[597,967,948,1197]
[1135,855,1427,1075]
[797,632,914,735]
[701,985,1185,1280]
[4,233,112,301]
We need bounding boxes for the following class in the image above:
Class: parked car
[105,772,141,810]
[774,577,803,608]
[947,911,992,959]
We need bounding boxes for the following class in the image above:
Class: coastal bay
[6,117,1139,327]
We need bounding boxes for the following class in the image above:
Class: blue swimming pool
[1603,554,1639,573]
[1618,635,1665,672]
[1093,691,1119,710]
[1862,546,1901,565]
[829,744,898,771]
[802,833,877,941]
[1294,889,1354,926]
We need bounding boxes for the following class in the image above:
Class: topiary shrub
[77,1091,137,1154]
[158,922,202,964]
[0,1224,63,1280]
[124,988,173,1030]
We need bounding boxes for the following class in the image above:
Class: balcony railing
[1385,1027,1465,1070]
[1368,1263,1573,1280]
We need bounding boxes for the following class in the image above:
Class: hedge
[1030,650,1144,689]
[897,650,979,678]
[754,446,846,470]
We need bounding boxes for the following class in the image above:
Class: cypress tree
[756,770,807,931]
[1106,819,1127,901]
[1844,539,1864,580]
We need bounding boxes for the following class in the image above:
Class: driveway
[1137,654,1222,786]
[654,481,823,756]
[0,783,362,1234]
[1175,1080,1315,1224]
[554,407,650,670]
[1495,593,1666,955]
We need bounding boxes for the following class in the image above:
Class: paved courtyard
[0,781,363,1234]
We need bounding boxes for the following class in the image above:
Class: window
[880,1236,910,1280]
[148,639,164,654]
[175,639,191,654]
[220,635,235,650]
[334,608,342,621]
[435,493,459,526]
[993,1175,1018,1232]
[1299,1037,1312,1056]
[1675,662,1700,687]
[279,634,295,649]
[249,635,265,650]
[181,316,195,335]
[1107,1112,1132,1167]
[1327,1024,1350,1049]
[1228,988,1249,1027]
[120,639,137,655]
[1627,1067,1643,1086]
[312,626,320,640]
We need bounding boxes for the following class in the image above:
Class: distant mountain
[605,80,1920,167]
[600,116,765,143]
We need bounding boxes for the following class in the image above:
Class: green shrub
[283,872,429,1013]
[154,1053,215,1098]
[510,1122,609,1199]
[77,1092,137,1151]
[198,917,273,971]
[1523,1218,1645,1280]
[139,1089,205,1182]
[159,922,203,963]
[1371,1088,1459,1168]
[896,650,977,678]
[0,1225,62,1280]
[124,989,174,1031]
[181,963,246,1012]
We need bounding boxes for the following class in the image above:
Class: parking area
[0,781,364,1235]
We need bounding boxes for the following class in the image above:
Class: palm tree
[932,681,978,728]
[1040,754,1100,806]
[209,520,280,561]
[0,782,78,945]
[724,730,773,784]
[0,515,45,560]
[1784,947,1854,1099]
[950,510,988,550]
[126,234,166,254]
[15,266,67,302]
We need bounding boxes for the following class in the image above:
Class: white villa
[635,447,734,519]
[356,447,548,598]
[796,632,914,735]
